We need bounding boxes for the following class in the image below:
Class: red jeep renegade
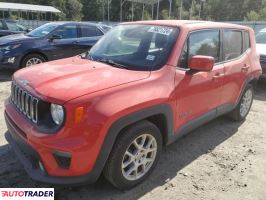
[4,20,262,190]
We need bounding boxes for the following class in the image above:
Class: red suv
[4,20,262,190]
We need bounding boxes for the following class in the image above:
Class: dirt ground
[0,69,266,200]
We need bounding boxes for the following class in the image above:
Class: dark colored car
[256,29,266,78]
[0,19,29,37]
[0,22,108,69]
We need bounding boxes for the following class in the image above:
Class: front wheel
[229,84,254,121]
[103,120,162,190]
[21,53,46,68]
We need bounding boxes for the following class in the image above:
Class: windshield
[27,23,59,37]
[88,24,178,71]
[256,31,266,44]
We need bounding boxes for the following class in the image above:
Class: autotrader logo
[0,188,54,200]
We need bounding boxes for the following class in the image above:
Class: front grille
[10,82,39,123]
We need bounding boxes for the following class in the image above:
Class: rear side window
[223,30,242,61]
[243,31,250,52]
[80,25,103,37]
[178,30,220,68]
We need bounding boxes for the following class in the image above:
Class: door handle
[72,41,79,44]
[213,73,224,79]
[242,64,250,72]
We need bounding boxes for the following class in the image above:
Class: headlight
[0,44,21,52]
[50,104,65,125]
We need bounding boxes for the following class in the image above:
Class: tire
[21,53,46,68]
[228,84,254,121]
[103,120,162,190]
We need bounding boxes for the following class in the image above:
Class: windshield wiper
[96,58,128,69]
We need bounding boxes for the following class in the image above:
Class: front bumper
[4,105,103,185]
[5,132,100,185]
[0,53,22,69]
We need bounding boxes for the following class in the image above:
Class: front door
[48,24,80,60]
[174,29,224,131]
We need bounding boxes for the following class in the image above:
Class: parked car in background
[5,21,261,190]
[0,22,108,69]
[0,19,30,37]
[256,28,266,78]
[98,24,112,32]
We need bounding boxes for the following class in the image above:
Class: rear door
[76,25,103,54]
[221,29,251,105]
[48,24,80,59]
[174,29,225,131]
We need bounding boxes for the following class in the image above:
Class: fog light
[53,151,71,169]
[38,161,45,172]
[7,57,15,63]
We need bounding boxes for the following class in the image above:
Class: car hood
[256,43,266,55]
[0,33,35,45]
[14,57,151,103]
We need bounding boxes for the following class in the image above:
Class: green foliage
[143,10,152,20]
[247,8,266,21]
[65,0,83,21]
[5,0,266,22]
[246,11,260,21]
[160,9,170,19]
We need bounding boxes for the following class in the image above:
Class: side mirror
[188,55,214,72]
[49,34,62,41]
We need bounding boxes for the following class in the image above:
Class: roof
[0,2,61,13]
[122,20,252,30]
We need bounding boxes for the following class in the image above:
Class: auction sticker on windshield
[0,188,54,200]
[148,26,173,35]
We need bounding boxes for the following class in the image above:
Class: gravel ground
[0,69,266,200]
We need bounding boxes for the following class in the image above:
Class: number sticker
[148,26,173,36]
[146,55,156,61]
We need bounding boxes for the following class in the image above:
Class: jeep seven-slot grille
[10,82,39,123]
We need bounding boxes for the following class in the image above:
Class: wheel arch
[91,104,174,180]
[237,76,258,105]
[19,51,48,68]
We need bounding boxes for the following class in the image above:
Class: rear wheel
[229,84,254,121]
[103,120,162,190]
[21,53,46,67]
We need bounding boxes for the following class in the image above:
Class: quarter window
[243,31,250,52]
[223,30,242,61]
[178,30,220,68]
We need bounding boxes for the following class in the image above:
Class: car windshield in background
[27,23,59,37]
[256,31,266,44]
[88,24,178,71]
[100,25,112,32]
[6,21,26,32]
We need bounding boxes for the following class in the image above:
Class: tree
[65,0,83,21]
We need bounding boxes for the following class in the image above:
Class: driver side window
[53,25,78,39]
[178,30,220,69]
